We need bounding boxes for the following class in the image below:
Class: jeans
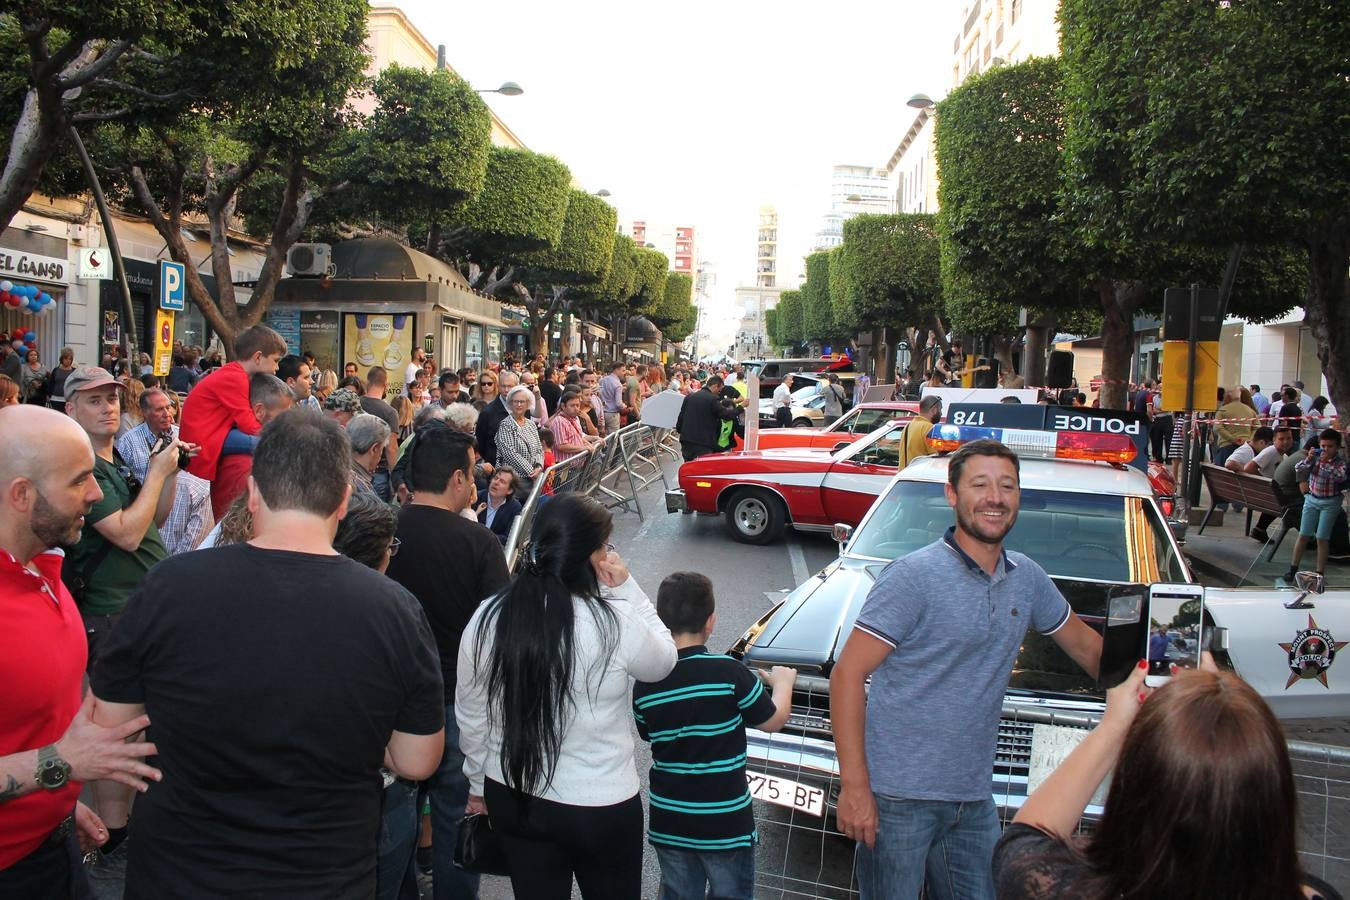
[0,825,92,900]
[432,709,479,900]
[376,777,421,900]
[654,845,754,900]
[856,796,999,900]
[373,469,392,502]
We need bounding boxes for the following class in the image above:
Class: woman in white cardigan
[456,494,676,899]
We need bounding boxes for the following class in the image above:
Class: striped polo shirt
[633,645,778,851]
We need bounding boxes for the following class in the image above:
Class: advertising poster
[343,313,416,391]
[299,311,340,375]
[266,308,302,356]
[153,310,174,376]
[486,327,502,365]
[102,309,121,346]
[465,323,484,371]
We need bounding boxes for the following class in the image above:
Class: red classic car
[743,401,920,452]
[666,423,907,544]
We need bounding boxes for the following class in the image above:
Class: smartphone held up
[1101,582,1206,690]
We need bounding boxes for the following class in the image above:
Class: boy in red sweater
[179,325,287,518]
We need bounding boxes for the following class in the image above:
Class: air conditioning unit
[286,242,332,277]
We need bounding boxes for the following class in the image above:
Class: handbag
[453,813,510,875]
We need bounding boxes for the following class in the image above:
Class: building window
[1011,0,1020,24]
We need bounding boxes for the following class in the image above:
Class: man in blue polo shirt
[830,439,1102,900]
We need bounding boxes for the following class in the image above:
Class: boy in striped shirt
[634,572,796,899]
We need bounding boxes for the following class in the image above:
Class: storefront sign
[153,309,174,376]
[299,311,340,374]
[78,248,112,280]
[0,249,66,284]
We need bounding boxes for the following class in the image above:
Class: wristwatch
[34,745,71,791]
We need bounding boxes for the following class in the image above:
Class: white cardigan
[456,574,677,806]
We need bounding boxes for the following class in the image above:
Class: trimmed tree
[828,245,858,337]
[764,307,780,353]
[651,272,693,328]
[776,290,805,351]
[513,190,619,352]
[801,250,837,348]
[629,247,670,317]
[1060,0,1348,414]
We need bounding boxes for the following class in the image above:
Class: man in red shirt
[0,405,160,898]
[179,325,287,519]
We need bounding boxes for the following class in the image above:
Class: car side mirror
[832,522,853,550]
[1287,571,1324,609]
[1167,518,1188,544]
[832,441,852,452]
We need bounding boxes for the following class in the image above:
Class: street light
[907,93,936,109]
[476,81,524,96]
[596,189,611,198]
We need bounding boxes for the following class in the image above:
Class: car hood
[736,554,1112,701]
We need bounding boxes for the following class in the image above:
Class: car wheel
[725,490,787,545]
[791,417,813,429]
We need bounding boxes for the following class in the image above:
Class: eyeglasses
[479,381,494,387]
[604,541,616,554]
[388,537,401,558]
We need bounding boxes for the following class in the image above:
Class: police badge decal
[1278,616,1348,689]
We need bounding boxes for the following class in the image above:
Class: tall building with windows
[626,221,697,278]
[733,206,785,358]
[813,165,890,250]
[756,206,779,288]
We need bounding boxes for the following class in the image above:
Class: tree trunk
[990,335,1015,382]
[1022,321,1051,388]
[0,88,62,233]
[1303,220,1350,427]
[1097,280,1146,411]
[876,326,898,388]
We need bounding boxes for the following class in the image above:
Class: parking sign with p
[159,260,185,311]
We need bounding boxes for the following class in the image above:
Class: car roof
[900,454,1157,497]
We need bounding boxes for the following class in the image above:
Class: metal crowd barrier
[746,700,1350,898]
[503,421,675,572]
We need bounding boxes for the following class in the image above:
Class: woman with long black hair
[456,494,677,899]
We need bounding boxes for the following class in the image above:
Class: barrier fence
[502,421,676,572]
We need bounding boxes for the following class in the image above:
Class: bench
[1198,463,1297,560]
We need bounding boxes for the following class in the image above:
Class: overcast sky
[396,0,955,349]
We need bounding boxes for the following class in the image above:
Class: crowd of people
[1,325,1343,900]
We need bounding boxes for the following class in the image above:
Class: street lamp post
[475,81,524,96]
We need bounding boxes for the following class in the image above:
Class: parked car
[744,356,854,399]
[757,372,859,429]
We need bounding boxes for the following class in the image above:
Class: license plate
[747,772,826,816]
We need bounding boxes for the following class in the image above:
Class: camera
[155,433,191,469]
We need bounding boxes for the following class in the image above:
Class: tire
[791,418,813,429]
[724,490,787,544]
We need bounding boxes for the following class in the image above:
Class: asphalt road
[475,456,1349,898]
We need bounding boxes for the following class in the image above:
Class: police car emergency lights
[924,404,1148,467]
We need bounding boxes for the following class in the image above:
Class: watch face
[38,759,69,789]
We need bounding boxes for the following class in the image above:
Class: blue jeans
[377,777,421,900]
[654,845,755,900]
[432,709,479,900]
[856,796,999,900]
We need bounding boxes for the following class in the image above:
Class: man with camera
[115,387,213,555]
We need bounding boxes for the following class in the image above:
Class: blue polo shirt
[853,527,1071,801]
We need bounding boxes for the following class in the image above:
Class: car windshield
[847,480,1188,583]
[840,407,910,434]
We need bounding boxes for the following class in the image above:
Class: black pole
[1181,283,1200,511]
[69,125,138,360]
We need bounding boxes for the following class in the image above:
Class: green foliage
[630,247,670,315]
[839,214,942,330]
[776,290,805,346]
[523,190,618,286]
[764,308,780,349]
[572,233,639,312]
[936,57,1083,337]
[828,246,858,335]
[652,272,693,327]
[450,147,571,260]
[347,65,492,224]
[664,300,698,343]
[801,251,836,341]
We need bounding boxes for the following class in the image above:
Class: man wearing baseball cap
[323,387,363,427]
[63,366,193,886]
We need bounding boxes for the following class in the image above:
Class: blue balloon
[38,293,49,305]
[26,286,37,299]
[23,330,35,342]
[21,285,34,298]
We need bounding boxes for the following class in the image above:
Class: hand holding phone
[1144,583,1205,687]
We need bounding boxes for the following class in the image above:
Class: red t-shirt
[0,549,86,867]
[180,361,260,483]
[211,454,253,521]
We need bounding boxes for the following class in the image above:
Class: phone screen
[1145,584,1205,683]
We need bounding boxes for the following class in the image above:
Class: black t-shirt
[91,544,443,899]
[993,823,1342,900]
[540,380,562,417]
[385,504,511,688]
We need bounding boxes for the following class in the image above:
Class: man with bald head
[0,406,162,897]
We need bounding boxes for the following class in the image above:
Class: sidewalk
[1182,496,1350,590]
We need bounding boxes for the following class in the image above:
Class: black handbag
[453,813,510,875]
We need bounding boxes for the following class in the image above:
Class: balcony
[964,0,981,36]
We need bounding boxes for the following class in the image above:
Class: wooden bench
[1199,463,1297,560]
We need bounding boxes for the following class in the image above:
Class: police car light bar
[925,423,1138,465]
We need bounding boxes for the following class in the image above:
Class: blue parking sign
[159,260,185,311]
